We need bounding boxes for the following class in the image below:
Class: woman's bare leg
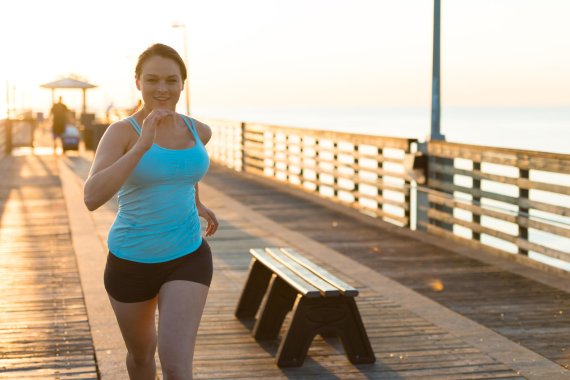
[108,295,159,380]
[157,281,209,380]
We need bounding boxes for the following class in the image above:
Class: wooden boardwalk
[0,154,97,379]
[1,149,569,379]
[63,154,529,379]
[203,165,570,370]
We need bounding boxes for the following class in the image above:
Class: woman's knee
[127,343,157,367]
[161,361,192,379]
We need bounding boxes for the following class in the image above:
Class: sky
[1,0,569,118]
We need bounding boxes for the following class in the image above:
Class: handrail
[205,118,570,267]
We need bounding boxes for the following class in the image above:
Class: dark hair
[135,43,187,81]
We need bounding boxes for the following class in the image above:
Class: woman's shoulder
[101,118,139,147]
[182,115,212,145]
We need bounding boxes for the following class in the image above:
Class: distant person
[83,43,218,380]
[50,97,68,150]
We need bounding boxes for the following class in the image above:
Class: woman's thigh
[157,281,209,364]
[108,295,158,357]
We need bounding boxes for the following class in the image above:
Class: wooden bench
[235,247,375,367]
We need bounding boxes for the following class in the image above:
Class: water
[194,105,570,154]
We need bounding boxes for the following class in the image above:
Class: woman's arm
[195,183,219,236]
[192,120,218,236]
[84,109,174,211]
[83,122,145,211]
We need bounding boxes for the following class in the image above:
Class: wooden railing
[426,141,570,264]
[209,120,417,227]
[207,119,570,268]
[209,120,244,171]
[0,120,8,160]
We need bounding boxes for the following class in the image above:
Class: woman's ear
[136,79,141,91]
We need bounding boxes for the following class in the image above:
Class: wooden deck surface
[202,164,570,371]
[1,150,569,379]
[0,154,98,379]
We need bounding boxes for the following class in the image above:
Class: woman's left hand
[197,203,219,237]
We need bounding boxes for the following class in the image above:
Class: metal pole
[431,0,445,140]
[82,88,87,115]
[182,26,190,115]
[172,23,191,115]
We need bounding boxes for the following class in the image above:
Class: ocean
[194,105,570,155]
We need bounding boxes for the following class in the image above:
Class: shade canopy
[40,77,97,114]
[40,77,97,89]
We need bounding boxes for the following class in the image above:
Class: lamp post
[430,0,445,140]
[172,22,190,115]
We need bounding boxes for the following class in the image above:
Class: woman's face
[136,55,183,111]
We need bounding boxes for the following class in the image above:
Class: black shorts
[104,239,213,303]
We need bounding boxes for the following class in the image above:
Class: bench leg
[252,275,298,340]
[335,297,375,365]
[235,259,272,318]
[276,296,375,367]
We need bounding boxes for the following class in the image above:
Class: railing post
[472,161,481,241]
[240,122,246,172]
[519,168,529,256]
[404,141,412,228]
[299,136,304,187]
[285,134,290,182]
[6,120,12,155]
[428,142,454,232]
[333,141,339,199]
[377,147,383,218]
[353,143,359,205]
[415,142,429,231]
[315,139,320,194]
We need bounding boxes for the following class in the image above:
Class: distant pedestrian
[83,43,218,380]
[50,96,68,151]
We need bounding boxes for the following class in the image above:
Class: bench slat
[249,249,321,298]
[265,248,341,297]
[280,248,359,297]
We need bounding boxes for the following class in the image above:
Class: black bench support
[276,296,375,367]
[235,259,272,318]
[253,275,298,340]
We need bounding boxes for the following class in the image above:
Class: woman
[84,43,218,380]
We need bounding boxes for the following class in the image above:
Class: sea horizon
[195,105,570,155]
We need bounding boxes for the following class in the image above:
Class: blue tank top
[107,115,210,263]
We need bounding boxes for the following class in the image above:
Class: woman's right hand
[134,108,176,152]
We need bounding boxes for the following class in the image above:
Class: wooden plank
[430,162,570,196]
[258,177,409,225]
[264,248,341,296]
[249,249,321,297]
[427,208,570,263]
[429,140,570,172]
[428,193,570,238]
[243,122,416,150]
[279,248,359,296]
[300,156,409,180]
[429,178,570,217]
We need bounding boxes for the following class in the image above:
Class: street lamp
[430,0,445,140]
[172,22,190,115]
